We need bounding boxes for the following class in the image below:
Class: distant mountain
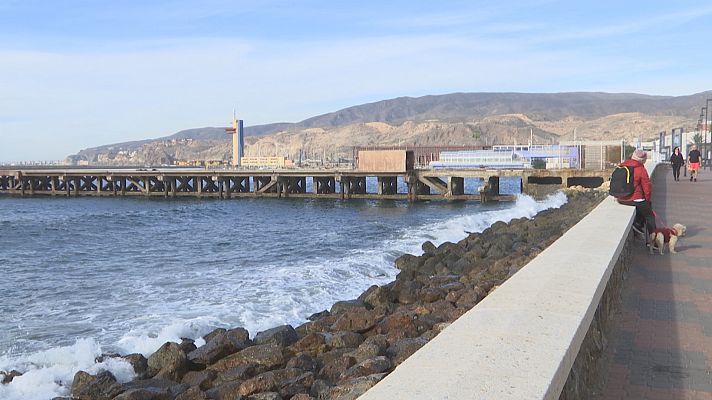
[67,91,710,165]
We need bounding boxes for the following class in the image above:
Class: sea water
[0,178,567,400]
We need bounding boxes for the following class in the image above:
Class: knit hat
[631,149,647,162]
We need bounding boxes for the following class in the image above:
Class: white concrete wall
[360,160,658,400]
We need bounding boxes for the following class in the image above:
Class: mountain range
[67,91,710,165]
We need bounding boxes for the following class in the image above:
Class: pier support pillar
[480,176,500,203]
[447,176,465,197]
[415,181,431,195]
[378,176,398,195]
[315,176,336,194]
[347,177,366,196]
[286,177,307,194]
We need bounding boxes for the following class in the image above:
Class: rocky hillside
[67,91,709,165]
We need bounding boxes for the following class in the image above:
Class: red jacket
[617,159,651,202]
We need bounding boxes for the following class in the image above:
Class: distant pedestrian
[670,146,684,181]
[688,144,702,182]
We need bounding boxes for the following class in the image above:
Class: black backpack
[609,165,635,198]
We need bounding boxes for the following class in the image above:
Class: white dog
[650,224,686,255]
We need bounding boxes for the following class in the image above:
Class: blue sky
[1,0,712,161]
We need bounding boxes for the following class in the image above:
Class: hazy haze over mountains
[68,91,710,165]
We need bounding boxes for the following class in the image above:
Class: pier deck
[0,167,612,201]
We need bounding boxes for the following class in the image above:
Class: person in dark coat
[617,149,656,233]
[670,146,684,181]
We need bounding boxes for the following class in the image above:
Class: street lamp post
[704,106,709,170]
[706,99,712,169]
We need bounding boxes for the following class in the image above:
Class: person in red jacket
[617,149,656,232]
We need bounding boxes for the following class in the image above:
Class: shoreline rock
[68,189,606,400]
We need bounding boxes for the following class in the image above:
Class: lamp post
[704,106,709,170]
[706,99,712,169]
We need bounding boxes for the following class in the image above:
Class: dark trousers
[672,164,682,180]
[619,200,656,232]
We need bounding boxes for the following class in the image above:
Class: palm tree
[693,133,703,147]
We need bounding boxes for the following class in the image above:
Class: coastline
[3,189,607,400]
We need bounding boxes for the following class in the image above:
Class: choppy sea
[0,177,568,399]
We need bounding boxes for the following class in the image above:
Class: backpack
[609,165,635,198]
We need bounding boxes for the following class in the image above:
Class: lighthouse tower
[225,111,244,167]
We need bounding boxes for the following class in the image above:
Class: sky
[1,0,712,162]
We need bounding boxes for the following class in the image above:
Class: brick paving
[596,165,712,399]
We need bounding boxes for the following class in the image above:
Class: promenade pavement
[596,165,712,399]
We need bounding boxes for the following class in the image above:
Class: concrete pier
[0,167,612,201]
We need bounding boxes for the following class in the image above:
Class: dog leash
[652,210,667,228]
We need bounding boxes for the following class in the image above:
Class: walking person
[616,149,656,233]
[670,146,684,181]
[688,144,702,182]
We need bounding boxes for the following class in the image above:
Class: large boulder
[386,337,428,365]
[286,332,327,356]
[181,370,216,390]
[205,381,242,400]
[213,362,262,387]
[147,342,189,381]
[346,335,388,364]
[253,325,299,348]
[285,354,317,372]
[326,373,387,400]
[330,306,387,333]
[209,344,285,372]
[238,371,277,397]
[359,284,394,308]
[391,280,422,305]
[318,355,355,382]
[123,354,149,379]
[330,300,366,315]
[277,371,314,399]
[326,331,364,350]
[394,254,420,271]
[247,393,281,400]
[188,328,252,366]
[174,387,209,400]
[340,357,391,380]
[71,370,126,400]
[113,387,172,400]
[203,328,227,343]
[418,287,445,303]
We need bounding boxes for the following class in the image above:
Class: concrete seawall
[360,161,659,399]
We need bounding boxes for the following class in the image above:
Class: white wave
[117,317,211,356]
[0,338,134,400]
[380,192,568,257]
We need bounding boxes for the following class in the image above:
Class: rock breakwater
[27,190,606,400]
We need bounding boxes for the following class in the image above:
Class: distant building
[430,150,529,169]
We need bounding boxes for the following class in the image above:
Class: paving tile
[595,168,712,399]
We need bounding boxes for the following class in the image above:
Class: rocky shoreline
[4,189,607,400]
